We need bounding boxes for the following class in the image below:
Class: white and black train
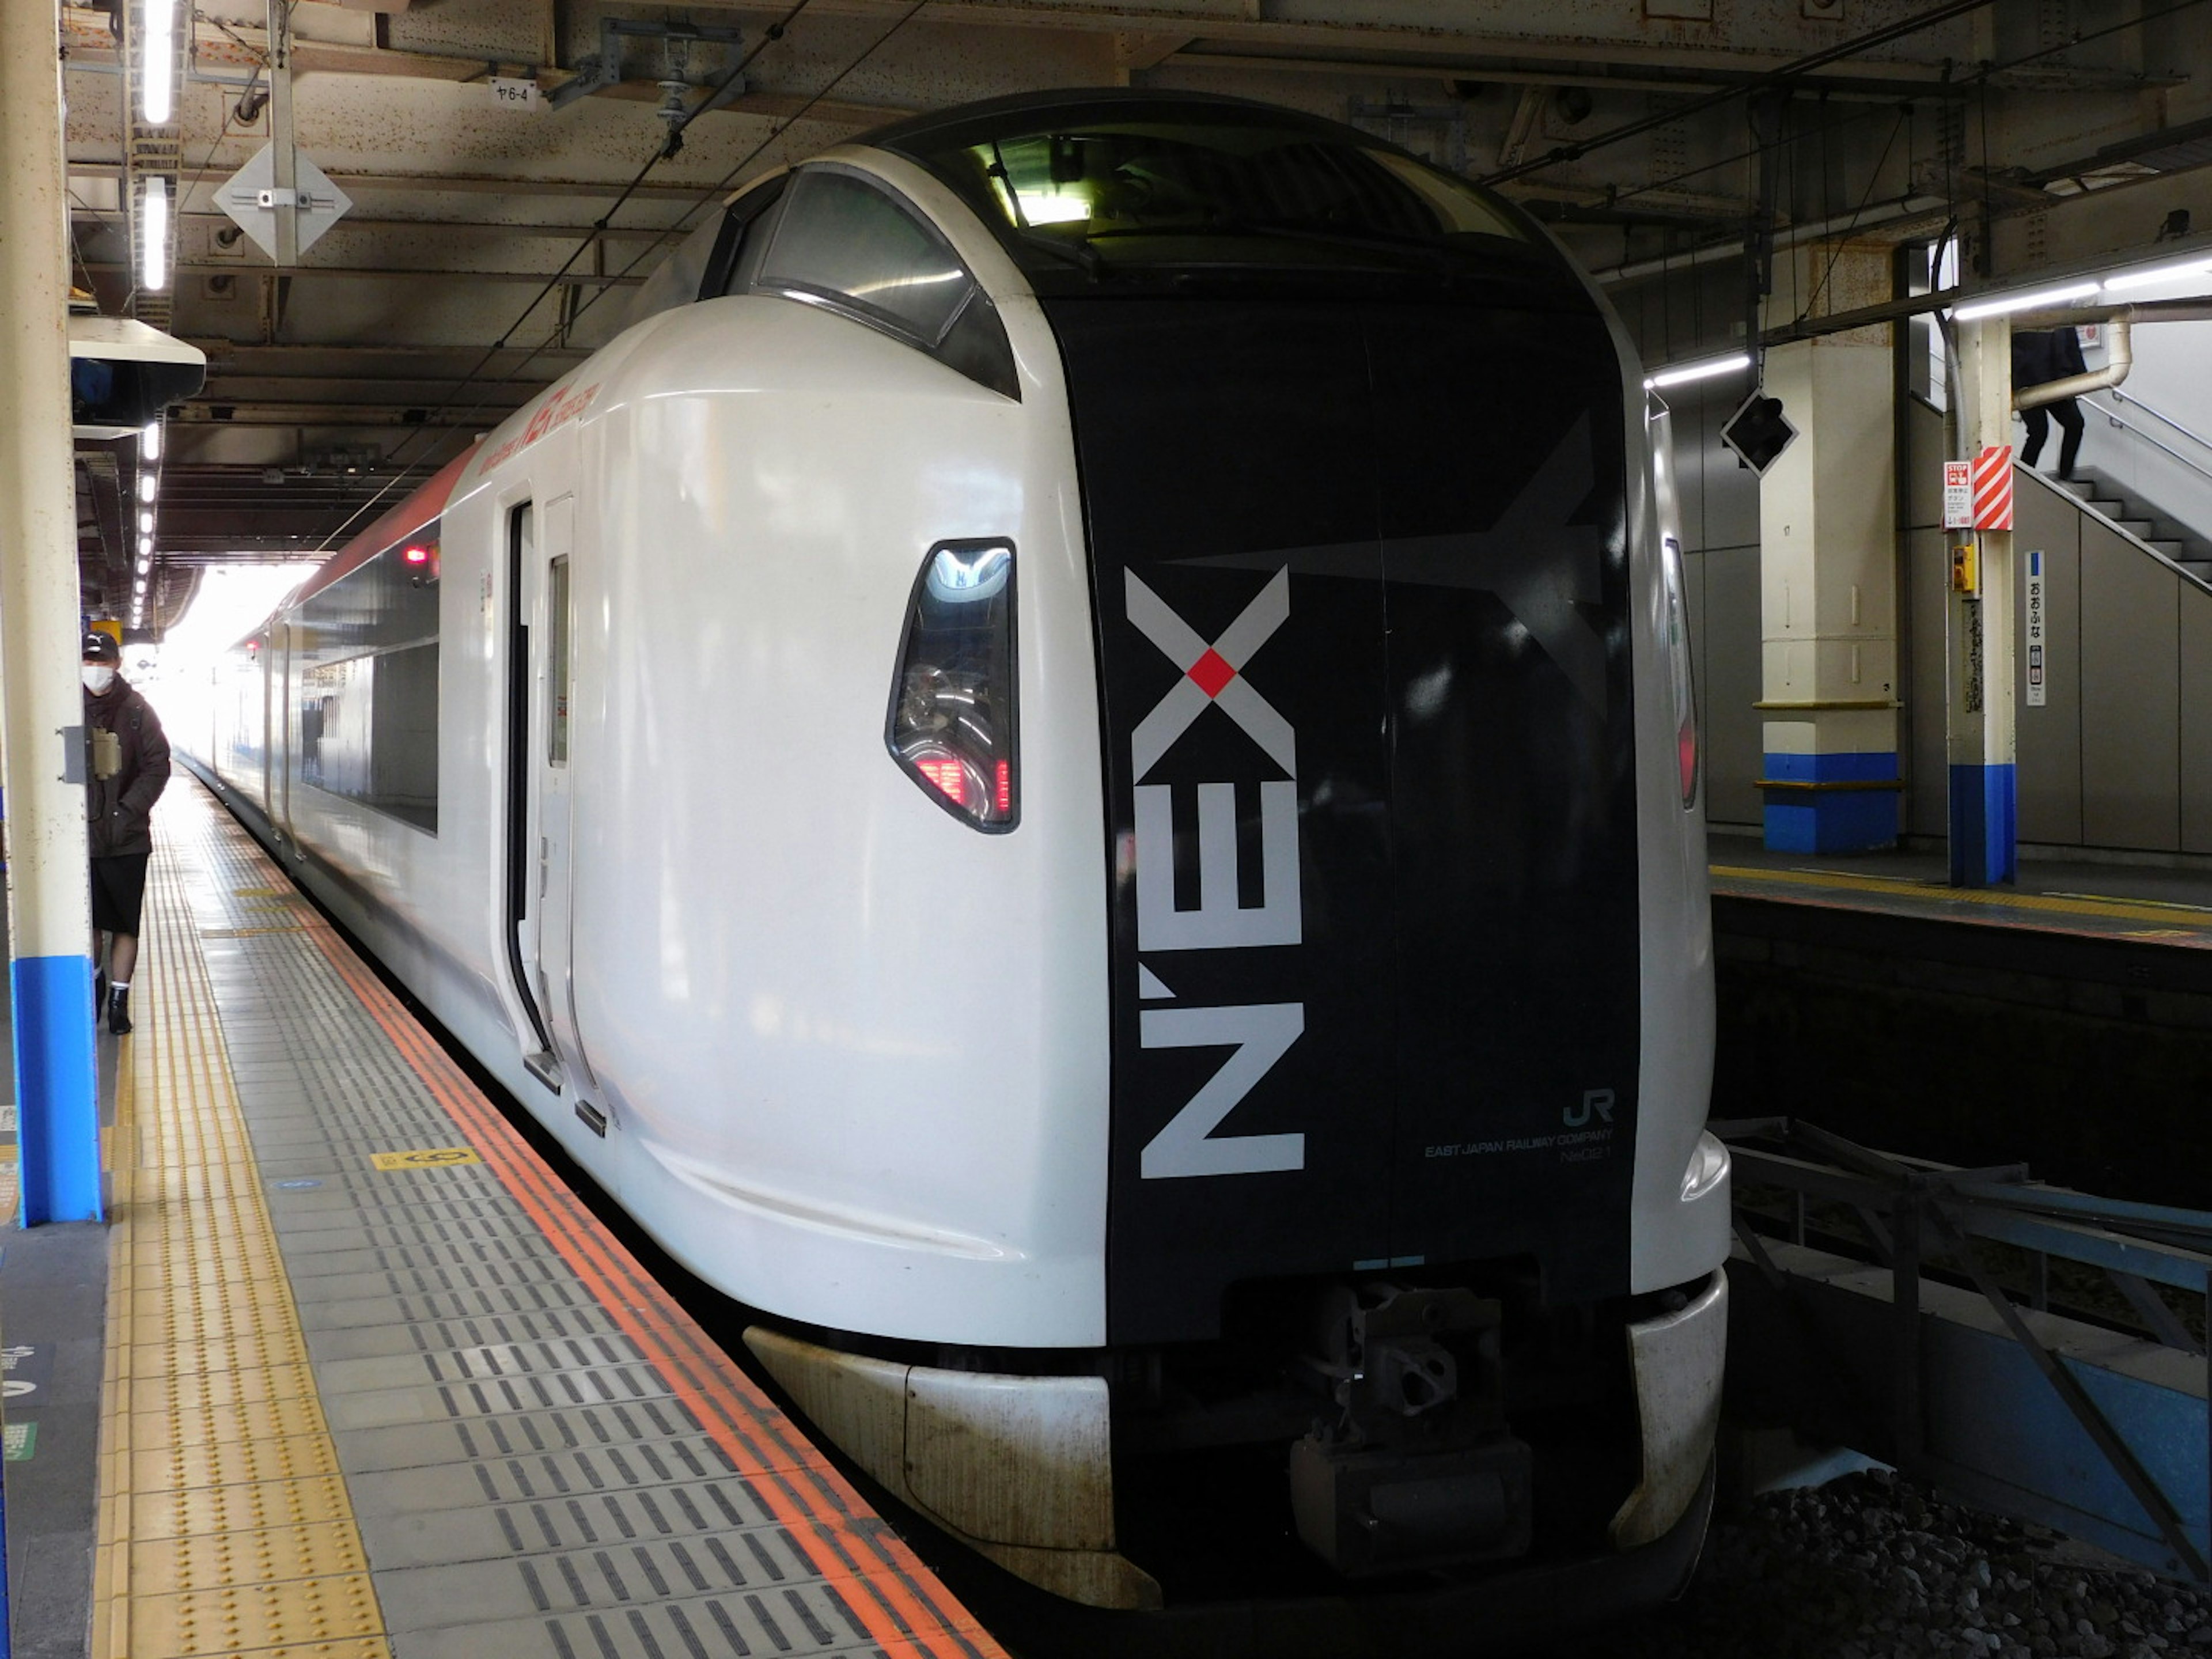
[192,90,1732,1644]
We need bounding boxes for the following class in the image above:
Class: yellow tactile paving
[130,1522,370,1589]
[91,844,391,1659]
[119,1474,363,1541]
[124,1573,384,1658]
[128,1391,331,1452]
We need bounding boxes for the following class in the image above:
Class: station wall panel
[1904,527,1951,840]
[1694,543,1763,829]
[2182,597,2212,855]
[2079,520,2180,851]
[2013,495,2083,848]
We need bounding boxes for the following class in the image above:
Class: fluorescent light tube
[1645,353,1752,389]
[140,177,169,291]
[141,0,176,124]
[1952,282,2100,321]
[2103,256,2212,293]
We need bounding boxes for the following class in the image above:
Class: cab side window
[758,168,972,345]
[746,166,1018,398]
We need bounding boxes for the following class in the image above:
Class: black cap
[82,630,120,664]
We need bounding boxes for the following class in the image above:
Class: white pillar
[1945,316,2017,885]
[1756,245,1902,853]
[0,2,103,1222]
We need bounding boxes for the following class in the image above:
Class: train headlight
[887,540,1018,831]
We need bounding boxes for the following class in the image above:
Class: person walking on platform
[82,629,169,1035]
[2012,327,2089,481]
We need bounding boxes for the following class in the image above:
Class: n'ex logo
[1125,569,1305,1180]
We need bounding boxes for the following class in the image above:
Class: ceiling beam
[79,260,641,288]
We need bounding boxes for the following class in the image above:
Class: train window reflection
[291,527,441,832]
[757,168,975,347]
[548,554,571,767]
[888,108,1539,283]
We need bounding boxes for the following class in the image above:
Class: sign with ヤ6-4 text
[1943,460,1974,529]
[490,77,540,110]
[2025,548,2047,707]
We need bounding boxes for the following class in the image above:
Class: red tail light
[887,541,1018,831]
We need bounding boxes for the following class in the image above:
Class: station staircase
[2056,467,2212,585]
[2065,387,2212,587]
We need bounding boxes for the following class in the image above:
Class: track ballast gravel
[1554,1469,2211,1659]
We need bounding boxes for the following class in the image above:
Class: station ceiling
[59,0,2212,632]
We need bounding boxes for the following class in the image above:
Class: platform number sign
[2025,549,2047,708]
[370,1147,483,1172]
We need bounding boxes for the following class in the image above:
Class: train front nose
[1051,295,1642,1348]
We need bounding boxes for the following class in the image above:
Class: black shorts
[90,854,150,935]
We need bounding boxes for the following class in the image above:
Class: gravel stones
[1556,1469,2209,1659]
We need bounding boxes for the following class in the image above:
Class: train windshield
[881,102,1563,291]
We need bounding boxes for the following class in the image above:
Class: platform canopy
[58,0,2212,632]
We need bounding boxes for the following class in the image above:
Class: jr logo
[1565,1090,1616,1128]
[1125,569,1305,1180]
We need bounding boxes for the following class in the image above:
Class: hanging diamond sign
[217,142,353,263]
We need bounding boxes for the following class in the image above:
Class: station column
[0,3,103,1222]
[1758,245,1901,854]
[1945,316,2016,887]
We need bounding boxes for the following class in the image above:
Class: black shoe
[107,987,131,1036]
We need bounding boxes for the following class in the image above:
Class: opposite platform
[91,777,1003,1659]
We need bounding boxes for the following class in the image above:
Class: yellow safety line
[92,841,391,1659]
[1711,863,2212,934]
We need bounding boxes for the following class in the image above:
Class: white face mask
[82,666,116,694]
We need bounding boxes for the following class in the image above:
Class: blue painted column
[1758,256,1903,855]
[1,3,103,1224]
[1945,317,2018,888]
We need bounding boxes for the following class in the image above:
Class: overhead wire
[1560,0,2210,216]
[307,0,946,556]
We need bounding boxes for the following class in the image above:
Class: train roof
[860,88,1370,156]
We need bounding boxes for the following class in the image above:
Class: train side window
[752,166,1017,396]
[706,175,790,298]
[291,522,442,832]
[547,554,571,767]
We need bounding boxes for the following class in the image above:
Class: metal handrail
[2082,393,2212,490]
[2110,387,2212,459]
[1717,1117,2212,1583]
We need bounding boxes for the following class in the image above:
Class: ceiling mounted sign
[218,142,353,262]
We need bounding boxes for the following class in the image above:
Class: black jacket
[84,676,170,858]
[2011,328,2088,391]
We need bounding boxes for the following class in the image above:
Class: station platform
[1705,831,2212,1213]
[1709,834,2212,961]
[1,778,1002,1659]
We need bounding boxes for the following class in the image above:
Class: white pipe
[2014,318,2132,411]
[0,1,103,1222]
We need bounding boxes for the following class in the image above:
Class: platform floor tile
[92,778,1004,1659]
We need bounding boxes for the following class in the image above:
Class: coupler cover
[1289,1434,1533,1575]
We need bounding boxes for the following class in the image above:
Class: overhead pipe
[2015,317,2133,410]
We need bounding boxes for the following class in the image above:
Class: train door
[276,622,295,849]
[504,501,560,1091]
[259,625,274,816]
[505,495,594,1108]
[532,497,594,1101]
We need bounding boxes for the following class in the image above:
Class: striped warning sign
[1972,444,2014,530]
